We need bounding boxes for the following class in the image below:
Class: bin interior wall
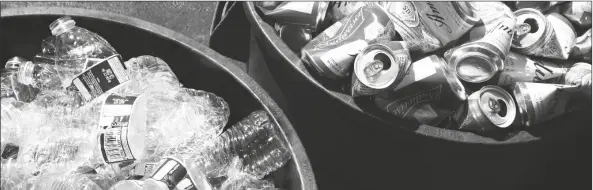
[0,15,303,190]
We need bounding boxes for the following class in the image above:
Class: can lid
[454,51,499,83]
[353,44,401,89]
[512,8,548,49]
[477,85,517,128]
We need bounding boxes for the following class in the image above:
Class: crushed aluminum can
[495,52,570,88]
[301,4,393,79]
[274,23,314,53]
[373,55,467,126]
[450,85,516,133]
[257,2,330,32]
[558,1,592,28]
[351,41,411,97]
[328,2,377,23]
[383,2,480,54]
[473,2,515,26]
[512,9,577,60]
[445,17,516,83]
[570,28,592,62]
[564,62,592,97]
[513,82,584,127]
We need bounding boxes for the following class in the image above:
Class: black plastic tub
[0,7,316,190]
[209,2,591,190]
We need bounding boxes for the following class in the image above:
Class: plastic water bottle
[142,88,230,160]
[120,55,181,95]
[17,60,73,91]
[30,172,112,190]
[162,110,290,184]
[43,16,120,81]
[1,57,39,102]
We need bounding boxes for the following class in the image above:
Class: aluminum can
[146,157,200,190]
[445,17,516,83]
[559,1,592,28]
[564,62,592,97]
[495,52,570,88]
[257,2,330,32]
[328,2,377,23]
[570,28,592,62]
[373,55,467,126]
[513,82,584,127]
[450,85,517,133]
[512,9,576,60]
[351,41,411,97]
[514,1,566,12]
[302,4,393,79]
[274,23,313,53]
[383,2,480,54]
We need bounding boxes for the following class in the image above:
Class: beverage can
[570,28,592,62]
[328,2,376,22]
[560,1,592,28]
[302,4,393,79]
[257,2,330,32]
[351,41,411,97]
[496,52,569,87]
[373,55,466,126]
[452,85,516,133]
[512,9,576,60]
[513,82,583,127]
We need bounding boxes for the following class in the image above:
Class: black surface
[0,7,316,190]
[208,2,592,190]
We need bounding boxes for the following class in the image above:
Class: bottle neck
[50,16,76,36]
[17,61,36,85]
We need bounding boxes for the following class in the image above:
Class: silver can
[445,17,516,83]
[351,41,411,97]
[559,1,592,28]
[514,1,565,12]
[328,2,376,22]
[383,2,480,54]
[451,85,516,133]
[512,9,577,60]
[570,28,592,62]
[513,82,584,127]
[496,52,570,88]
[564,62,592,98]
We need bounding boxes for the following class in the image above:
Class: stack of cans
[256,2,592,137]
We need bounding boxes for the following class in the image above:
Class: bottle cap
[49,16,76,36]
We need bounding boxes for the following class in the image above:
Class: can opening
[489,99,508,117]
[373,53,391,70]
[523,18,539,33]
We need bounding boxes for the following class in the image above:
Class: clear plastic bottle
[17,61,73,91]
[142,88,230,160]
[30,172,108,190]
[1,57,39,102]
[161,110,290,184]
[120,55,182,95]
[42,16,120,82]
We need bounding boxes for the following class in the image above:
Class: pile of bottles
[1,16,291,190]
[257,1,592,139]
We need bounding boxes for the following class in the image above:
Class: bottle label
[98,94,138,164]
[130,162,157,177]
[498,53,566,86]
[71,55,129,102]
[414,2,475,45]
[150,157,198,190]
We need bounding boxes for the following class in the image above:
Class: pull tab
[488,98,501,113]
[515,23,532,38]
[363,60,384,80]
